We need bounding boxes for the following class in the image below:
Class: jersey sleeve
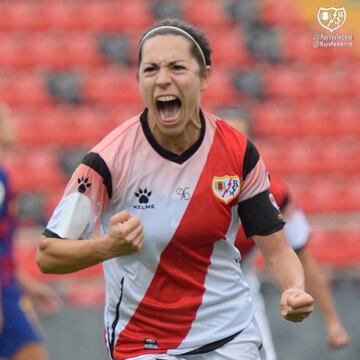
[270,175,310,250]
[237,141,285,237]
[283,208,311,251]
[43,152,112,240]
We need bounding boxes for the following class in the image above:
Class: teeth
[157,95,177,102]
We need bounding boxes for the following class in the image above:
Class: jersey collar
[140,108,206,164]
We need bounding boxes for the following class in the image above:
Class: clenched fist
[105,211,144,257]
[280,287,314,322]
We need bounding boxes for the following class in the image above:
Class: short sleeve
[43,152,112,240]
[237,141,285,237]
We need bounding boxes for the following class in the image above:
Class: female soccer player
[37,19,314,360]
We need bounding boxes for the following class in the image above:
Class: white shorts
[130,320,264,360]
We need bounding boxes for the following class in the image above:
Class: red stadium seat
[76,1,117,31]
[17,32,104,70]
[349,62,360,96]
[295,102,336,137]
[306,65,351,100]
[40,1,79,31]
[5,150,66,193]
[263,65,310,101]
[309,229,360,267]
[288,175,360,213]
[83,68,142,107]
[253,101,298,137]
[74,1,152,32]
[259,0,306,27]
[0,1,42,31]
[110,1,153,32]
[279,28,328,63]
[257,136,360,178]
[183,0,232,31]
[0,72,53,107]
[201,70,241,110]
[0,35,27,69]
[331,101,360,136]
[209,28,253,69]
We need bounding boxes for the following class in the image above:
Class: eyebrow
[141,60,187,67]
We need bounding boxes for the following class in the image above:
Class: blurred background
[1,0,359,359]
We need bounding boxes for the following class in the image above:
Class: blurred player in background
[219,106,351,360]
[0,103,62,360]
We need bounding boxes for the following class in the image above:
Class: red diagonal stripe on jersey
[113,124,247,360]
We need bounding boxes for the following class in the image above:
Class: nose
[155,67,171,87]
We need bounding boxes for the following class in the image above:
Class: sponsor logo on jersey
[176,187,191,200]
[317,7,346,32]
[144,338,158,350]
[212,175,241,204]
[134,188,155,209]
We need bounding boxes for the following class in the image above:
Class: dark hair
[138,18,212,70]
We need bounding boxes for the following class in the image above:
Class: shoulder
[92,113,142,155]
[83,113,142,169]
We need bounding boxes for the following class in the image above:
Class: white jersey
[45,110,283,360]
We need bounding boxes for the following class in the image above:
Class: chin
[159,125,183,137]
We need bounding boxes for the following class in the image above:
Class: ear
[200,66,212,92]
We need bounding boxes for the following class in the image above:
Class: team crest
[317,7,346,33]
[212,175,241,204]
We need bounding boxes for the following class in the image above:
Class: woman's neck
[149,114,202,155]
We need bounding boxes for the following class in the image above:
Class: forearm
[298,248,340,326]
[255,230,305,291]
[36,235,110,274]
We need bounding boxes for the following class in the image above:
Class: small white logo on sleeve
[269,193,280,210]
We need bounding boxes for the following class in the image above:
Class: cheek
[139,82,150,101]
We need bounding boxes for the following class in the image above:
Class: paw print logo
[135,188,152,204]
[77,176,91,193]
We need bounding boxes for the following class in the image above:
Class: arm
[16,272,63,315]
[254,230,314,322]
[297,247,350,347]
[36,211,144,274]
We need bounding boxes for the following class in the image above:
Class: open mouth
[156,95,182,123]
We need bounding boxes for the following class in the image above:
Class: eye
[173,64,186,71]
[143,66,156,73]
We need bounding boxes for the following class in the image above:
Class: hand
[280,287,314,322]
[20,278,63,316]
[106,211,144,257]
[327,322,351,348]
